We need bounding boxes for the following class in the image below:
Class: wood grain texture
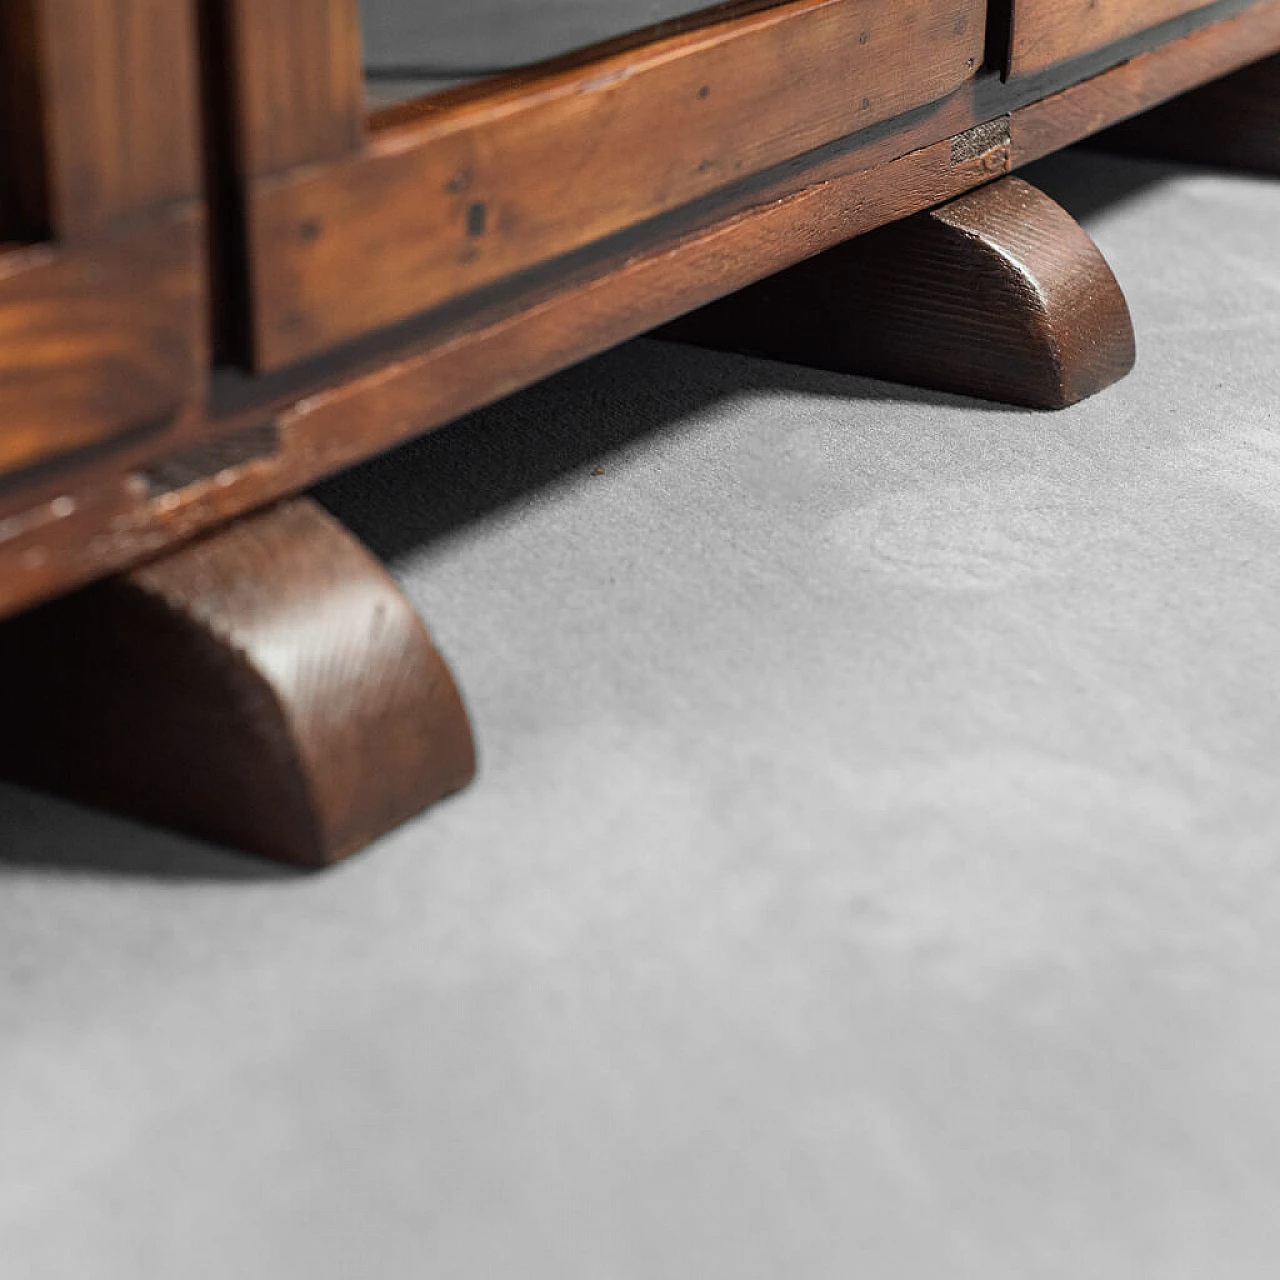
[660,175,1135,407]
[1008,0,1217,76]
[225,0,366,177]
[23,0,203,239]
[242,0,985,369]
[1090,51,1280,170]
[0,210,206,477]
[0,497,476,866]
[5,1,1280,621]
[1009,0,1280,162]
[0,103,1004,617]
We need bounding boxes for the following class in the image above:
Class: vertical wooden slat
[26,0,204,239]
[226,0,365,178]
[0,0,209,489]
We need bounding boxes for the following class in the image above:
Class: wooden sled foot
[661,175,1135,409]
[0,498,476,867]
[1092,54,1280,173]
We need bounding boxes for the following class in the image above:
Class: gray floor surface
[3,150,1280,1276]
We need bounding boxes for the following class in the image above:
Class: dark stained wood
[1008,0,1217,77]
[0,497,476,866]
[0,101,1004,618]
[239,0,986,370]
[224,0,366,177]
[660,175,1136,408]
[0,210,206,477]
[23,0,203,240]
[0,0,209,484]
[1090,52,1280,170]
[1009,0,1280,162]
[5,0,1280,621]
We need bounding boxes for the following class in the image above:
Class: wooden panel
[0,211,206,477]
[227,0,365,177]
[6,0,1280,621]
[27,0,203,239]
[1010,0,1280,159]
[1009,0,1218,76]
[1091,51,1280,169]
[245,0,986,369]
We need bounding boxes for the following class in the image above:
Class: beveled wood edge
[3,0,1280,620]
[0,3,209,518]
[363,0,831,132]
[1009,0,1280,163]
[0,496,476,866]
[224,0,364,178]
[241,0,985,370]
[0,204,209,483]
[214,0,1270,375]
[659,175,1136,408]
[33,0,204,241]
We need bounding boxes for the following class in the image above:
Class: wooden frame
[1006,0,1219,75]
[224,0,987,370]
[212,0,1280,372]
[0,0,207,481]
[3,0,1280,626]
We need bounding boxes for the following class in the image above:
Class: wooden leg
[0,498,476,867]
[1092,55,1280,172]
[660,176,1135,410]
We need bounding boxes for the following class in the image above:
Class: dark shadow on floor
[0,783,299,882]
[313,335,978,561]
[317,149,1185,563]
[1023,149,1186,222]
[0,152,1184,878]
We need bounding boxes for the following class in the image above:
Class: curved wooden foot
[661,176,1135,409]
[0,498,476,867]
[1093,55,1280,173]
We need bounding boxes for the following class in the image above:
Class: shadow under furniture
[1,0,1277,864]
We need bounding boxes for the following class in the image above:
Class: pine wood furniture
[2,0,1278,863]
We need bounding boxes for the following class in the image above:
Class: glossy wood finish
[0,497,476,866]
[0,212,205,478]
[1008,0,1280,162]
[0,0,208,490]
[661,175,1135,408]
[31,0,204,240]
[1091,51,1280,170]
[227,0,365,177]
[234,0,986,369]
[1007,0,1216,76]
[5,0,1280,622]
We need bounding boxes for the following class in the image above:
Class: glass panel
[360,0,734,106]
